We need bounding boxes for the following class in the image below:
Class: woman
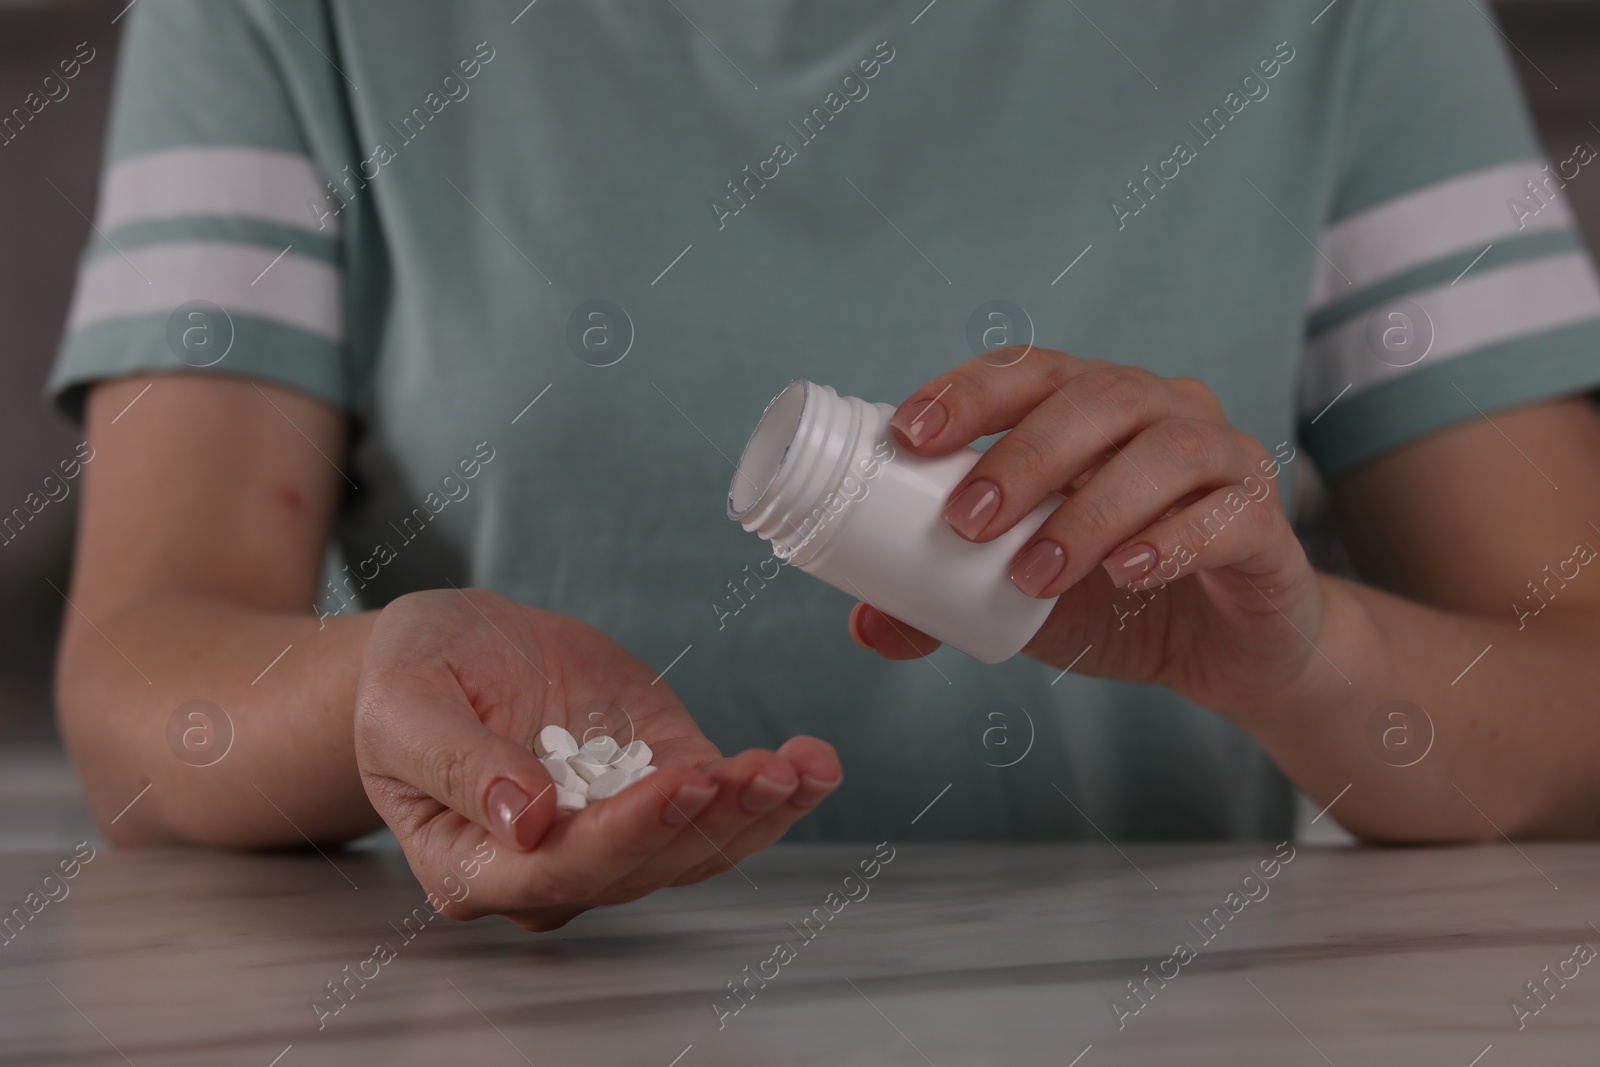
[50,0,1600,930]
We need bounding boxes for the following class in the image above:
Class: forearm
[1241,573,1600,842]
[57,592,381,847]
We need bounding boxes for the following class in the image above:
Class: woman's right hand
[354,588,841,931]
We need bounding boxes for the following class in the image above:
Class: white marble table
[0,840,1596,1065]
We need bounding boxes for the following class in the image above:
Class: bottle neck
[728,379,877,562]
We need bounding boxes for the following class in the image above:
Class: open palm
[355,589,840,931]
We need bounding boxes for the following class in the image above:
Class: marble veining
[0,842,1597,1065]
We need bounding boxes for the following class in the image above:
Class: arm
[1268,395,1600,841]
[57,373,379,846]
[60,372,840,929]
[50,2,839,915]
[850,354,1600,843]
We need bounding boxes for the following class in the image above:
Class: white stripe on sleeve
[97,147,339,236]
[1308,161,1574,312]
[1299,251,1600,416]
[66,241,343,341]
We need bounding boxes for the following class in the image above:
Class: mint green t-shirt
[50,0,1600,842]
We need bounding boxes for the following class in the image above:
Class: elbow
[54,625,249,848]
[53,626,136,841]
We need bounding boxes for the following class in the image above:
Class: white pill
[535,725,579,760]
[560,738,658,804]
[569,754,611,784]
[578,735,621,765]
[555,787,587,812]
[540,756,583,793]
[614,740,653,772]
[586,767,638,800]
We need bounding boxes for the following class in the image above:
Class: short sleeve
[46,0,350,422]
[1297,0,1600,478]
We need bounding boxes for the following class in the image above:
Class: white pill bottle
[727,379,1061,664]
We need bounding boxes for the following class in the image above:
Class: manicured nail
[859,605,904,650]
[889,397,948,446]
[792,773,842,807]
[1102,543,1158,588]
[487,778,533,848]
[944,479,1001,540]
[849,605,877,650]
[1011,540,1067,598]
[661,783,717,826]
[740,772,797,813]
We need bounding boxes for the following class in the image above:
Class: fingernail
[487,778,533,848]
[740,772,797,813]
[661,783,716,826]
[849,609,874,650]
[944,479,1001,540]
[1102,543,1158,588]
[1011,540,1067,598]
[889,397,948,446]
[792,773,842,807]
[854,606,885,649]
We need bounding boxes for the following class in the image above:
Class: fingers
[886,348,1099,452]
[776,735,844,806]
[476,764,718,909]
[848,602,941,659]
[886,354,1280,602]
[629,743,831,888]
[357,668,558,851]
[1099,482,1300,592]
[669,737,842,886]
[417,738,840,927]
[889,358,1253,577]
[662,748,795,846]
[592,748,792,894]
[939,366,1202,543]
[524,739,838,904]
[1010,419,1264,599]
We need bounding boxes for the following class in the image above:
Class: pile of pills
[535,725,656,812]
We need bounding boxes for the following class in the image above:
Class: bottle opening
[728,379,808,520]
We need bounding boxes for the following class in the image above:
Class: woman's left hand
[847,347,1341,718]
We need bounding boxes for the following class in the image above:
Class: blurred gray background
[1,0,1598,844]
